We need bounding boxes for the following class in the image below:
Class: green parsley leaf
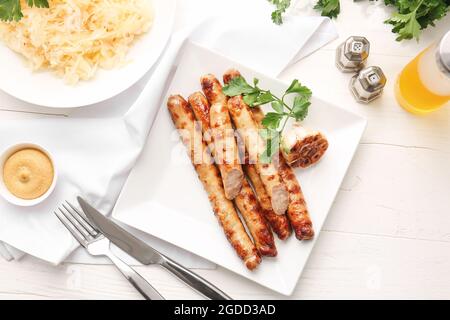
[314,0,340,18]
[259,127,279,141]
[0,0,22,22]
[268,0,291,25]
[292,96,311,121]
[401,14,421,41]
[385,10,421,41]
[26,0,48,8]
[285,79,313,97]
[243,92,259,106]
[271,10,283,25]
[222,76,257,96]
[254,91,276,106]
[262,112,283,129]
[259,128,280,163]
[271,101,284,113]
[259,128,270,141]
[419,1,448,29]
[0,0,48,22]
[384,0,449,41]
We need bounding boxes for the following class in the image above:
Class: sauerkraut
[0,0,153,84]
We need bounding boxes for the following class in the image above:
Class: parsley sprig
[223,76,312,162]
[0,0,49,22]
[268,0,291,25]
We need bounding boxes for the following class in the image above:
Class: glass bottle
[395,31,450,114]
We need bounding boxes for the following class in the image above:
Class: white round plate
[0,0,176,108]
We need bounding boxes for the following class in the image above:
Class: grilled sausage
[235,178,277,256]
[277,156,314,240]
[188,92,212,144]
[226,95,289,215]
[189,92,276,255]
[167,95,261,270]
[201,73,228,105]
[243,163,292,240]
[223,69,289,215]
[249,101,314,240]
[241,105,292,240]
[281,123,329,168]
[223,68,242,85]
[189,91,243,200]
[199,75,244,200]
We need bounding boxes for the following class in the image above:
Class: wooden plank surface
[1,230,450,300]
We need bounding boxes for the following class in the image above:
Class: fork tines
[54,201,102,247]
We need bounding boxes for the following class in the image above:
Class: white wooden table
[0,0,449,299]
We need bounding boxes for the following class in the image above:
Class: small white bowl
[0,143,57,207]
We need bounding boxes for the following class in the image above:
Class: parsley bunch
[0,0,48,22]
[267,0,449,41]
[223,76,312,161]
[385,0,449,41]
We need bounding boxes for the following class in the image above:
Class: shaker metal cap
[336,36,370,72]
[350,66,387,103]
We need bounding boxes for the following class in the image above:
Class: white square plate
[112,42,367,295]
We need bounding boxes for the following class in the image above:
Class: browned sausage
[199,75,244,200]
[223,70,289,215]
[227,95,289,215]
[277,156,314,240]
[167,95,261,270]
[223,68,241,85]
[189,92,276,255]
[249,102,314,240]
[201,73,231,105]
[188,91,243,200]
[281,123,329,168]
[247,103,264,126]
[234,178,277,256]
[223,69,291,240]
[188,92,212,144]
[243,162,292,240]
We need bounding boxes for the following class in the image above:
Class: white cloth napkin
[0,8,337,266]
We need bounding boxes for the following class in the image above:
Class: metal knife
[77,197,232,300]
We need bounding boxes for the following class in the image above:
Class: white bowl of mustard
[0,143,57,206]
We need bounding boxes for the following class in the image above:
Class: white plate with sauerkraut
[0,0,175,108]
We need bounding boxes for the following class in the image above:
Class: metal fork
[54,201,164,300]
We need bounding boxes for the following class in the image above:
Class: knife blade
[78,197,163,265]
[77,197,231,300]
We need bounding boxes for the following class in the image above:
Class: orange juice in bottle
[395,31,450,114]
